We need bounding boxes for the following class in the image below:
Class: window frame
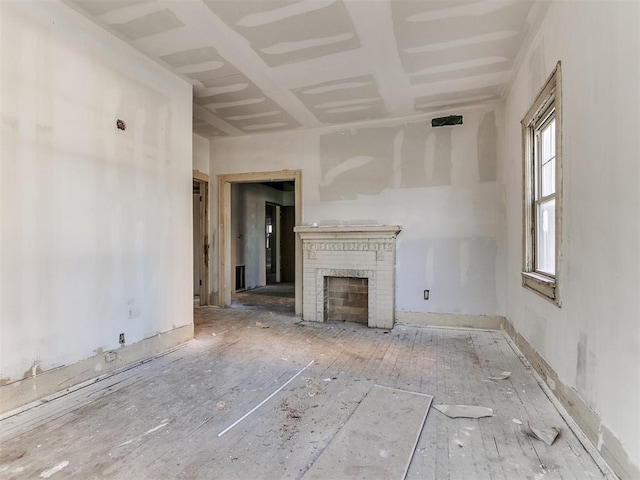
[521,62,562,305]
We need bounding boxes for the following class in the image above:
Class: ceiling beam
[175,3,322,128]
[343,0,414,116]
[193,104,244,136]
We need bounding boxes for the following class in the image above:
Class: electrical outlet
[424,290,430,300]
[119,333,125,345]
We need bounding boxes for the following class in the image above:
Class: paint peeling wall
[211,104,505,318]
[0,3,193,385]
[503,2,640,476]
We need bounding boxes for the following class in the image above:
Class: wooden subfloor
[0,305,609,479]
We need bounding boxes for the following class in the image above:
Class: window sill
[521,272,560,306]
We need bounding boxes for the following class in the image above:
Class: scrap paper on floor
[521,422,561,446]
[488,371,511,381]
[434,404,494,419]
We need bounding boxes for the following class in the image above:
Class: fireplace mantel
[294,225,402,329]
[294,225,402,240]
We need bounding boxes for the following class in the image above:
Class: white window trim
[521,62,562,306]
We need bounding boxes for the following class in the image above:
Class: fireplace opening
[324,277,368,324]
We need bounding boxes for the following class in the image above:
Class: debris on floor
[433,404,494,419]
[217,360,314,437]
[255,322,269,329]
[0,306,609,480]
[488,371,512,381]
[39,461,69,478]
[521,422,561,446]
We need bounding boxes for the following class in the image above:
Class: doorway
[193,173,209,306]
[265,203,278,285]
[217,170,302,314]
[280,205,295,283]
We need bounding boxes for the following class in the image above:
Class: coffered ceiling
[67,0,543,138]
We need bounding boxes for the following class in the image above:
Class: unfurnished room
[0,0,639,479]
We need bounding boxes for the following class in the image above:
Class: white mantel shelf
[294,225,402,238]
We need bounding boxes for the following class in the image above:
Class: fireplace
[294,225,402,329]
[324,276,369,324]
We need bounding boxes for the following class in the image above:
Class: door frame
[193,171,210,306]
[217,170,302,314]
[265,201,281,284]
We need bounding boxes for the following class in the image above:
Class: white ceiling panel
[66,0,541,138]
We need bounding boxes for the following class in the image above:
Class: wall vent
[431,115,463,127]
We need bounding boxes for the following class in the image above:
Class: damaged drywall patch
[127,299,141,320]
[477,110,498,182]
[206,0,361,67]
[576,331,598,406]
[319,120,455,200]
[160,46,220,68]
[391,130,404,188]
[576,332,587,394]
[319,127,395,200]
[111,9,185,42]
[292,74,388,124]
[316,110,501,200]
[399,122,429,188]
[428,128,453,186]
[22,362,43,380]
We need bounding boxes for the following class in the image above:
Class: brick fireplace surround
[294,225,402,329]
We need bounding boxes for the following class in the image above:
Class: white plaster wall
[0,2,193,383]
[503,1,640,474]
[192,133,210,175]
[211,105,505,318]
[231,183,285,290]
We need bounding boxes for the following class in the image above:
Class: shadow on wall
[318,111,498,201]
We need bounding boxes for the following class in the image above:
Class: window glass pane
[541,120,553,162]
[536,198,555,275]
[541,157,555,196]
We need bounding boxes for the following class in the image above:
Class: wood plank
[302,385,432,480]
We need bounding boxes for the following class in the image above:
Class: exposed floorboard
[0,296,608,479]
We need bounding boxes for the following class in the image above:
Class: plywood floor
[0,304,609,479]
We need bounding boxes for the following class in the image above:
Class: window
[522,62,562,304]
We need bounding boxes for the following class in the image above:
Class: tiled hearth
[294,225,402,329]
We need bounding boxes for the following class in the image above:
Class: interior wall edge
[502,318,634,480]
[0,325,194,416]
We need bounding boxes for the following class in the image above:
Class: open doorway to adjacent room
[193,174,209,306]
[218,171,301,315]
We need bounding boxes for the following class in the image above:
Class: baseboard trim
[502,318,635,480]
[395,311,505,330]
[0,324,194,416]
